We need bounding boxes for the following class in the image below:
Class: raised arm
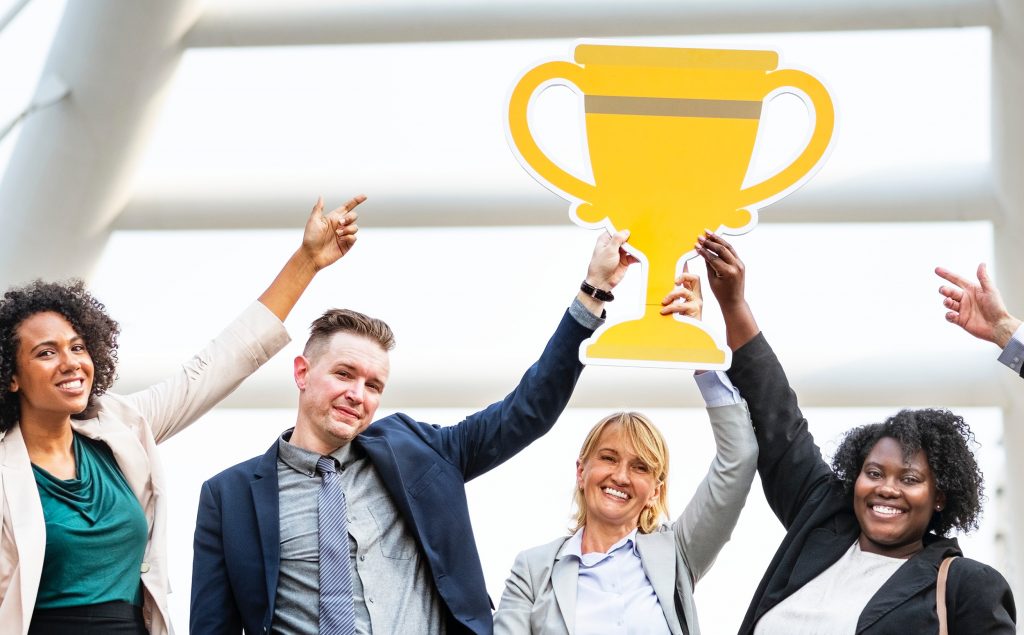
[696,232,833,528]
[123,196,364,442]
[259,195,365,321]
[674,392,757,584]
[660,272,757,583]
[442,229,639,479]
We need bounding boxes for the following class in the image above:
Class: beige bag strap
[937,556,959,635]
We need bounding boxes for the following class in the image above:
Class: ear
[293,356,310,391]
[8,375,18,393]
[648,481,662,507]
[576,458,584,489]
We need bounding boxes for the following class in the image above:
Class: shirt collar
[277,428,362,477]
[563,526,640,567]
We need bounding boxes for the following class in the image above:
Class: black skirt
[28,600,147,635]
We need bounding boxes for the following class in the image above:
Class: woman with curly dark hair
[687,231,1015,634]
[0,196,364,635]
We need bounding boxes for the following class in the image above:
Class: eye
[633,463,650,474]
[71,343,87,353]
[335,370,351,378]
[599,454,615,463]
[864,468,882,479]
[36,349,55,359]
[367,383,383,394]
[902,476,921,485]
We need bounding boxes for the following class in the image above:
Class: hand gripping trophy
[508,44,834,368]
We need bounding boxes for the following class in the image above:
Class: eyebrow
[28,335,84,354]
[864,461,926,473]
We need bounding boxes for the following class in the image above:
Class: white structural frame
[0,0,1021,595]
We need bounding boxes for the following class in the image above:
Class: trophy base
[584,313,727,366]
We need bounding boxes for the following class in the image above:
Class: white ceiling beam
[0,1,202,287]
[115,164,997,231]
[187,0,995,48]
[111,348,1006,410]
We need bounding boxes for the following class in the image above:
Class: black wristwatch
[580,280,614,302]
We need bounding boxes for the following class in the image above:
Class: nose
[58,350,80,373]
[611,461,630,485]
[877,481,901,498]
[344,380,365,403]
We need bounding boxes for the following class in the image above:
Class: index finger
[701,231,741,264]
[934,266,971,290]
[336,194,367,213]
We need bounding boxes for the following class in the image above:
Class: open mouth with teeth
[57,379,86,393]
[603,487,630,501]
[870,504,906,517]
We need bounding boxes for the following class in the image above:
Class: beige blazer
[0,302,289,635]
[493,400,757,635]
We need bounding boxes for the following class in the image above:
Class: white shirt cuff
[997,323,1024,375]
[693,370,742,407]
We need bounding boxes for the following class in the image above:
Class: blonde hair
[571,411,669,534]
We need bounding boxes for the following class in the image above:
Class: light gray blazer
[493,400,757,635]
[0,302,288,635]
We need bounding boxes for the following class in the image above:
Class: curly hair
[0,280,120,432]
[830,408,983,536]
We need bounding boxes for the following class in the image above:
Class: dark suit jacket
[729,333,1016,634]
[190,310,592,635]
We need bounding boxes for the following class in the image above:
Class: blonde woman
[494,274,757,635]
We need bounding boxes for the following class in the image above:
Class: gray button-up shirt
[272,431,446,635]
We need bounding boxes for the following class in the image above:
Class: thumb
[977,263,994,291]
[610,228,630,248]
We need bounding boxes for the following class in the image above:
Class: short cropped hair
[303,308,395,360]
[0,280,120,432]
[572,411,670,535]
[831,408,983,536]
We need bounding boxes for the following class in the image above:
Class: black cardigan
[728,333,1016,634]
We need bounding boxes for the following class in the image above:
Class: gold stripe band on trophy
[584,95,763,120]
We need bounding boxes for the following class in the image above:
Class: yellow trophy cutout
[507,43,834,368]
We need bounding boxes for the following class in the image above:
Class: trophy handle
[735,69,835,211]
[508,61,598,206]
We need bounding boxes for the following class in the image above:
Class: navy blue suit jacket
[190,310,592,634]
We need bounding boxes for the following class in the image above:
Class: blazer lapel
[251,442,282,612]
[0,425,45,622]
[637,532,684,635]
[856,541,957,632]
[551,547,579,635]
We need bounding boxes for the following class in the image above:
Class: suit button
[140,562,151,573]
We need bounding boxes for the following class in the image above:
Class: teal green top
[32,432,148,609]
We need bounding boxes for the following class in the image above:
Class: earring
[935,505,943,511]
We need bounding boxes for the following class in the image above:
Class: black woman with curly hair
[0,195,364,635]
[671,231,1015,634]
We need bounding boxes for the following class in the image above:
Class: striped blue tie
[317,456,357,635]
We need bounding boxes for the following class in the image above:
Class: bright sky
[0,3,1008,632]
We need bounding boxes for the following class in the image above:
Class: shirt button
[140,562,150,573]
[360,554,366,561]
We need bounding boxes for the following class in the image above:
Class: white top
[754,541,906,635]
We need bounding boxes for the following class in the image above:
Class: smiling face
[10,311,94,425]
[291,331,389,455]
[854,436,945,558]
[576,421,662,536]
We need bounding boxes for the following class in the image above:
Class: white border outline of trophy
[504,40,837,370]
